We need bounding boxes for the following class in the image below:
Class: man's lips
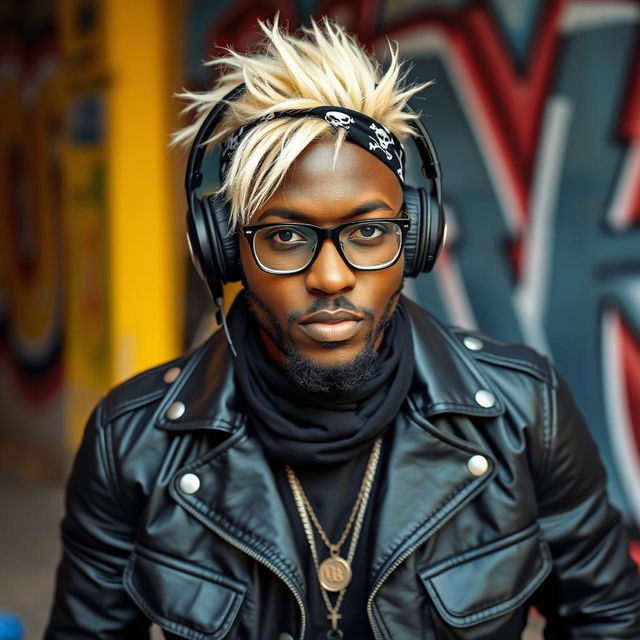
[298,309,365,342]
[299,309,364,324]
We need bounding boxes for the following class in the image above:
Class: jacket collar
[155,296,503,433]
[403,297,505,418]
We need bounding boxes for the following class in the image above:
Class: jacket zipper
[184,505,307,640]
[366,527,439,639]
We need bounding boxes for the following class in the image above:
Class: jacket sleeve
[533,369,640,639]
[45,400,150,639]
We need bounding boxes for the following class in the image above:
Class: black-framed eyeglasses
[242,217,411,275]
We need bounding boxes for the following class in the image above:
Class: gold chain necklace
[285,438,382,639]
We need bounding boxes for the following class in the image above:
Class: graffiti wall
[0,3,66,476]
[182,0,640,530]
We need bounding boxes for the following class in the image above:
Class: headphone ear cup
[402,185,428,277]
[402,184,445,276]
[186,194,241,301]
[186,197,217,284]
[201,194,242,283]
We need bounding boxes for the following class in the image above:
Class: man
[46,18,640,639]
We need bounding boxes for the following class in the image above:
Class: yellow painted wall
[61,0,184,446]
[104,0,180,381]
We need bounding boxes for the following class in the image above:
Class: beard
[283,337,378,394]
[245,287,402,394]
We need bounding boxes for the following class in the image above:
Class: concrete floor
[0,468,63,639]
[0,465,543,639]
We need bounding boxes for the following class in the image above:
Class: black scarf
[230,292,414,465]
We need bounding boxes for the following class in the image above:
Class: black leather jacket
[46,300,640,639]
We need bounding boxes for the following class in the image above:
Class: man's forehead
[248,141,404,225]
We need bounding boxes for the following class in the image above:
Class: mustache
[288,296,374,323]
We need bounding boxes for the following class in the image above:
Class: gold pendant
[318,555,352,592]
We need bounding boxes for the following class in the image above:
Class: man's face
[240,140,405,378]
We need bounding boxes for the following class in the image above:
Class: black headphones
[185,84,445,307]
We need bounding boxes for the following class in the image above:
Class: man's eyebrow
[256,200,395,222]
[350,200,394,216]
[256,207,308,222]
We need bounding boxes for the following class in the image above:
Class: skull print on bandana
[219,105,406,185]
[324,111,355,130]
[369,122,392,156]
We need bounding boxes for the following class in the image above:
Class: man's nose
[304,239,356,295]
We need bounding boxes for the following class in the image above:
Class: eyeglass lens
[252,221,404,273]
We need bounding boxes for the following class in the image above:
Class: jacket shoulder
[449,326,554,386]
[100,356,187,426]
[99,327,232,431]
[404,296,553,386]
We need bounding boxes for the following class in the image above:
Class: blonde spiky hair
[173,16,430,229]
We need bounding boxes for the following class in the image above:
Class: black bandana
[220,106,406,185]
[229,291,414,465]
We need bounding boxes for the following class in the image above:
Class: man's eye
[349,224,384,240]
[266,227,306,244]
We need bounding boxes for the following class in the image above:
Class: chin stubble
[245,286,402,393]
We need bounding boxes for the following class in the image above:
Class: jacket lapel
[369,409,495,590]
[367,299,502,590]
[170,427,306,594]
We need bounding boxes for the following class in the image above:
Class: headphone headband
[186,85,246,191]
